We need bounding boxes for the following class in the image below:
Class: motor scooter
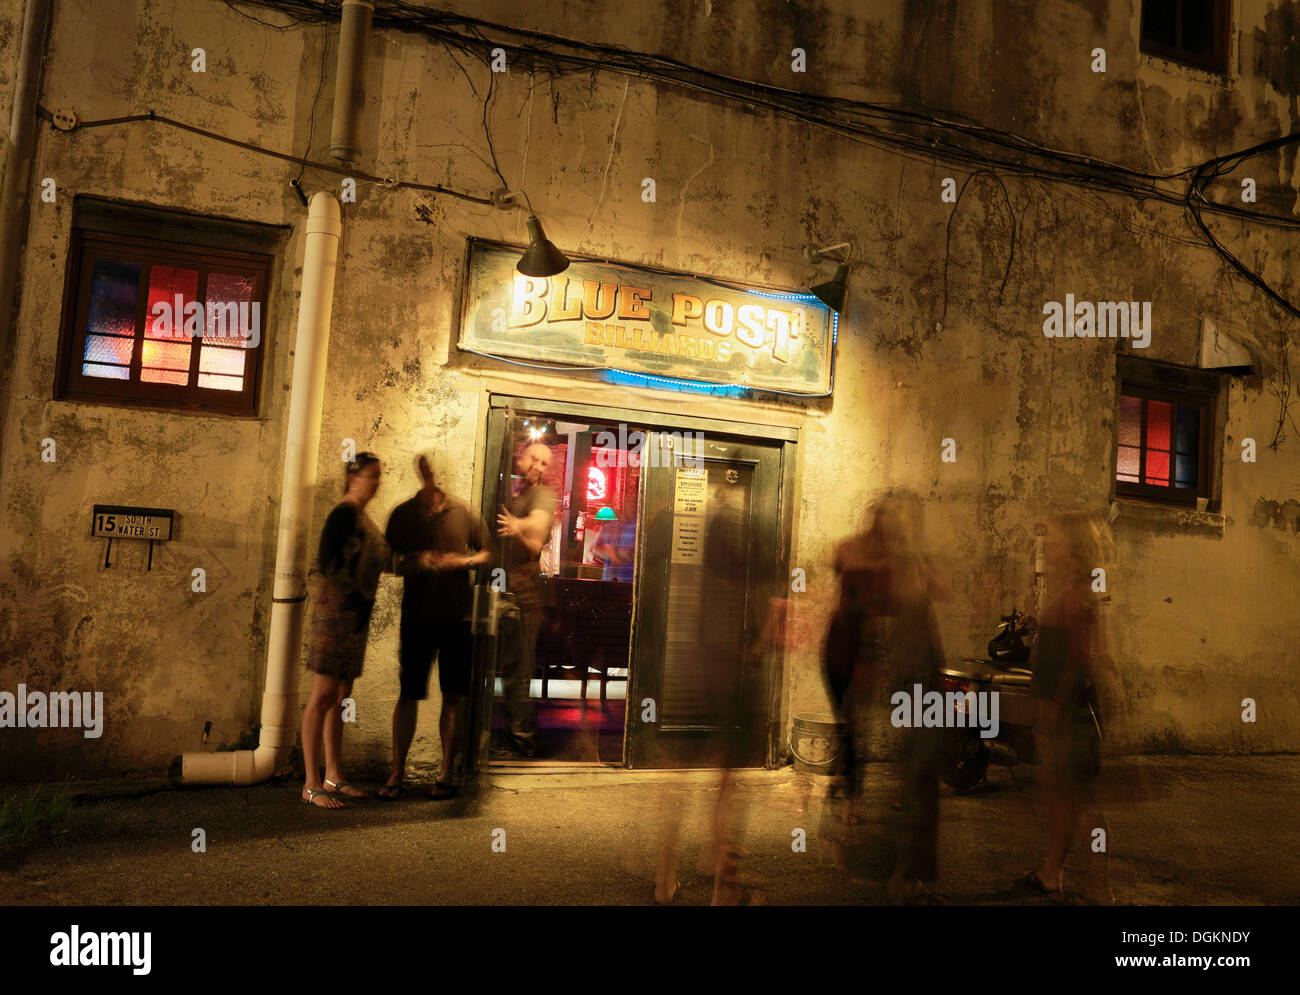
[939,525,1047,792]
[939,609,1038,792]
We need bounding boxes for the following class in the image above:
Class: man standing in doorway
[494,441,557,758]
[381,453,491,799]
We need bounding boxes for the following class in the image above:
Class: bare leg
[301,674,344,809]
[654,785,684,902]
[1079,808,1115,903]
[323,679,366,797]
[1036,797,1078,891]
[710,769,741,906]
[439,692,463,783]
[1030,705,1070,891]
[382,698,418,794]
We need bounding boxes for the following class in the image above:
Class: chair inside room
[571,580,632,707]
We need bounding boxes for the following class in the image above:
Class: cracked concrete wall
[0,0,1297,780]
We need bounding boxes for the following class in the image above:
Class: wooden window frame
[1139,0,1230,73]
[1116,380,1215,506]
[54,203,280,418]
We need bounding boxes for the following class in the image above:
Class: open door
[467,400,643,770]
[463,401,515,788]
[626,432,784,769]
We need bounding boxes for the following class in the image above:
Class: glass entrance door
[472,404,642,766]
[626,433,784,769]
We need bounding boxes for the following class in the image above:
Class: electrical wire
[231,0,1300,320]
[51,1,1300,328]
[37,107,495,206]
[295,18,331,184]
[239,0,1300,226]
[1185,133,1300,321]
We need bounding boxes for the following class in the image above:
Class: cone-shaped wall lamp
[493,188,569,277]
[811,263,849,313]
[517,216,569,277]
[805,242,853,314]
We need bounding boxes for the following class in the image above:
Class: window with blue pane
[1116,381,1211,505]
[55,205,275,416]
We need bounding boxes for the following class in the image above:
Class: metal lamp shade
[517,217,569,277]
[811,263,849,313]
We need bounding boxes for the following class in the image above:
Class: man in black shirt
[381,454,491,798]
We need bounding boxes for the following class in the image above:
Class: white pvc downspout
[174,192,342,784]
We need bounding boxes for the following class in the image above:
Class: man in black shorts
[381,454,490,799]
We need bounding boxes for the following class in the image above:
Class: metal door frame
[478,394,797,769]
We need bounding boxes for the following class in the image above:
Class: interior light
[586,466,607,502]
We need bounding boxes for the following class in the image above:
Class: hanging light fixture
[805,242,853,314]
[518,217,569,277]
[493,188,569,277]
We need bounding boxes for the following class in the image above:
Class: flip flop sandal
[429,781,458,800]
[376,781,403,800]
[324,779,368,798]
[302,788,343,808]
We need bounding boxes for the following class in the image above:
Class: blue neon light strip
[602,369,749,397]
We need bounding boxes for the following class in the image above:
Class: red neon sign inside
[587,466,607,503]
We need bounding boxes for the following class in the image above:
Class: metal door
[462,402,516,788]
[626,432,785,769]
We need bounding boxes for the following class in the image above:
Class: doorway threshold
[483,765,797,791]
[488,761,623,774]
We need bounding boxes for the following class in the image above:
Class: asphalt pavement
[1,756,1295,905]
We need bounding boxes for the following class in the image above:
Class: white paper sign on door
[671,466,708,564]
[673,466,708,515]
[671,516,704,564]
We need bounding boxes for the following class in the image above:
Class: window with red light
[55,203,277,417]
[1116,383,1212,504]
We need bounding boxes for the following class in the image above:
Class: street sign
[92,505,174,541]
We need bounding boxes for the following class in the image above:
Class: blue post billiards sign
[458,239,836,395]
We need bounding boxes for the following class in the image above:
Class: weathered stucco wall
[1,0,1297,779]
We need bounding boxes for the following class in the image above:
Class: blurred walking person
[1020,511,1121,904]
[849,494,949,900]
[652,478,780,905]
[300,453,392,809]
